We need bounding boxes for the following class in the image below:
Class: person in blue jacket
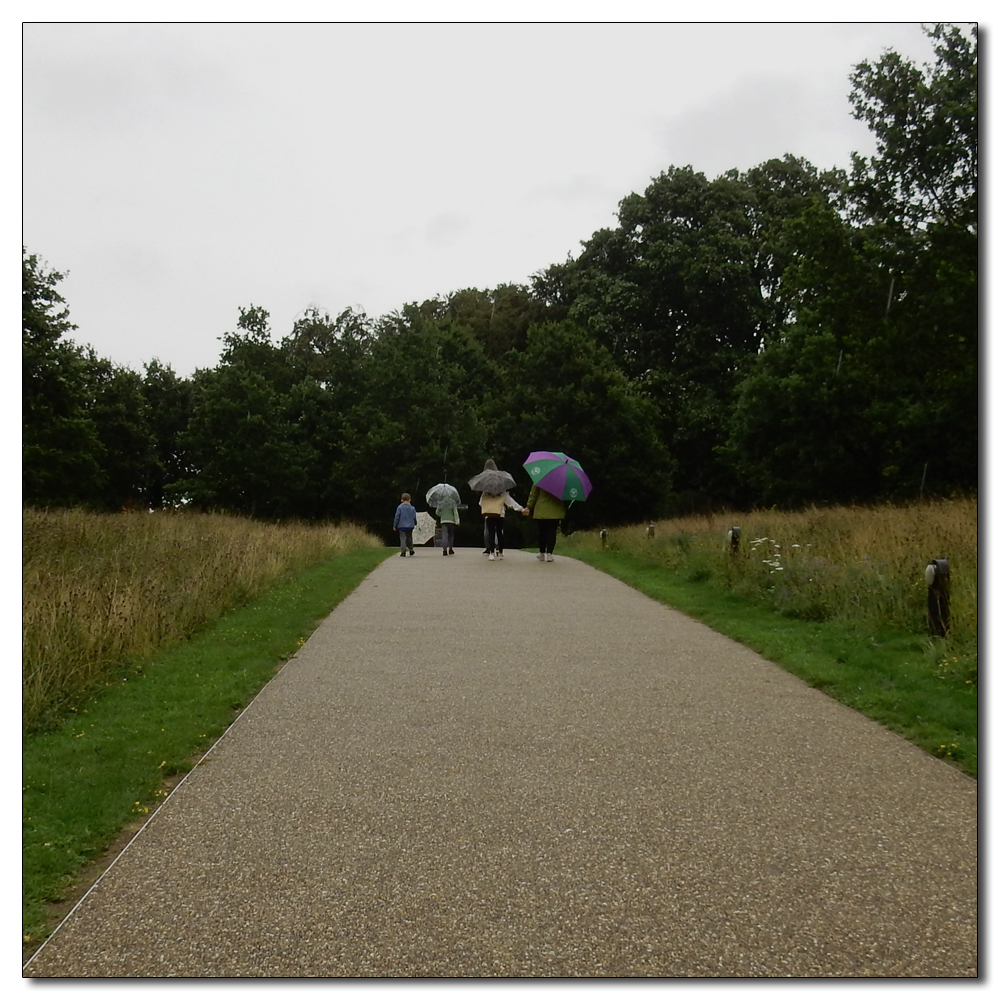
[393,493,417,556]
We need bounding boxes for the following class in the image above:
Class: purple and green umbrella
[523,451,592,502]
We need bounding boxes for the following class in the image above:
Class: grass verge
[23,509,380,729]
[566,548,977,780]
[22,546,392,958]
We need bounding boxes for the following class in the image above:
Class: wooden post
[600,529,608,548]
[646,522,655,540]
[925,558,950,637]
[728,526,741,557]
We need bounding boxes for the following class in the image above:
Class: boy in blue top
[393,493,417,556]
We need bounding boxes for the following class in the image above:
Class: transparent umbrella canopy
[426,483,461,507]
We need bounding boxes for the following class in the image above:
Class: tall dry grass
[23,509,382,728]
[566,498,977,645]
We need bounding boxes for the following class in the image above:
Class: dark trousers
[398,528,413,553]
[440,523,455,549]
[485,515,504,553]
[537,519,558,554]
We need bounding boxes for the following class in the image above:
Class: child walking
[436,498,459,555]
[393,493,417,556]
[480,489,524,560]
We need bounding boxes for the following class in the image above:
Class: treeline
[23,25,977,534]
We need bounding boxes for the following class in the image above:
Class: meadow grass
[23,508,381,730]
[561,498,977,777]
[22,542,393,955]
[22,501,976,953]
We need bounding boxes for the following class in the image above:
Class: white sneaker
[497,552,504,560]
[536,553,545,561]
[488,553,495,561]
[545,553,554,562]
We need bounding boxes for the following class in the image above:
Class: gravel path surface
[24,548,977,978]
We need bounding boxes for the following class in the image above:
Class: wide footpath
[24,547,977,978]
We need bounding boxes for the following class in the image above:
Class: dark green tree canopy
[849,23,977,234]
[23,251,104,507]
[487,320,674,528]
[24,24,976,524]
[728,23,977,505]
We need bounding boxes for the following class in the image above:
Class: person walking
[479,488,524,560]
[393,493,417,557]
[436,497,459,556]
[469,459,523,561]
[525,483,566,562]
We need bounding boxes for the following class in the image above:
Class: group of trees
[23,25,977,535]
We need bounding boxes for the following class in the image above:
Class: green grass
[23,509,381,730]
[567,549,977,780]
[23,531,976,955]
[22,546,392,952]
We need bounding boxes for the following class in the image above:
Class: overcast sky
[22,20,944,378]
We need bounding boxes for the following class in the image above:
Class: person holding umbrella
[524,483,565,561]
[426,483,461,556]
[522,451,592,562]
[468,459,524,561]
[437,502,459,555]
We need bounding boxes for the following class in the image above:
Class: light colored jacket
[526,484,566,520]
[480,491,524,516]
[436,502,460,525]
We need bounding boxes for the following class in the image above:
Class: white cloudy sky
[22,14,948,378]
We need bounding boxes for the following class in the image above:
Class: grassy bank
[560,498,977,777]
[23,512,390,954]
[23,509,380,730]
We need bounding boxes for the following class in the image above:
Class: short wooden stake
[925,558,951,637]
[727,526,741,557]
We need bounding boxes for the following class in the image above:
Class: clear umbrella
[426,483,461,507]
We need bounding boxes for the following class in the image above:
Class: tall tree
[848,23,977,235]
[488,320,673,528]
[847,22,977,495]
[22,250,105,506]
[174,308,317,517]
[728,24,977,503]
[176,363,318,517]
[142,359,193,509]
[279,307,375,519]
[443,284,547,358]
[533,159,837,509]
[330,313,496,527]
[84,355,157,510]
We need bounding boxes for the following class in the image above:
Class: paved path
[24,548,977,978]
